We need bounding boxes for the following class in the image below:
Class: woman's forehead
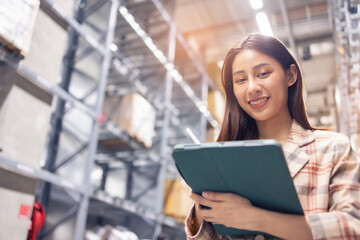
[232,49,279,71]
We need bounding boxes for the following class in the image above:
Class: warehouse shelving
[0,154,86,195]
[92,190,182,229]
[331,0,360,136]
[0,0,221,239]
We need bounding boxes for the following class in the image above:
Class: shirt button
[255,235,265,240]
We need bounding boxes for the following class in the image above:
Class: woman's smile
[248,97,270,109]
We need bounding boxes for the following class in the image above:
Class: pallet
[0,35,25,57]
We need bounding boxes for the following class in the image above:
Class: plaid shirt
[185,120,360,240]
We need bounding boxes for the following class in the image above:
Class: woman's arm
[189,202,204,236]
[254,204,313,239]
[185,201,222,240]
[191,191,313,240]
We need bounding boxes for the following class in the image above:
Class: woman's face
[232,49,295,123]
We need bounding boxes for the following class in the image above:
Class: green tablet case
[172,139,303,237]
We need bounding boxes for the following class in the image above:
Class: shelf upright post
[73,0,119,239]
[36,0,87,214]
[153,22,177,240]
[332,0,360,136]
[200,75,209,142]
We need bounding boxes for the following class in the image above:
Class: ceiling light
[249,0,263,10]
[110,43,118,52]
[211,120,219,128]
[256,12,273,36]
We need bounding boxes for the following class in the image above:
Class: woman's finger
[190,192,213,208]
[202,192,250,205]
[202,191,235,201]
[202,215,216,222]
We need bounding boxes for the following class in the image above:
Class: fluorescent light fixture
[123,13,135,25]
[217,60,224,69]
[118,4,220,128]
[256,12,273,36]
[144,37,155,50]
[198,104,207,113]
[91,168,103,180]
[119,6,128,15]
[183,85,194,97]
[170,69,183,82]
[211,120,219,128]
[249,0,263,9]
[134,28,146,37]
[110,43,118,52]
[185,128,200,144]
[195,100,203,108]
[165,63,174,70]
[154,49,165,59]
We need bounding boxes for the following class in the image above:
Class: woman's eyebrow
[232,63,270,76]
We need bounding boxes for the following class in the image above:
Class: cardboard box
[0,168,36,240]
[0,0,40,56]
[207,91,225,124]
[103,93,156,148]
[163,178,193,222]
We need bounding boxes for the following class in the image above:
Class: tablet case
[172,139,303,237]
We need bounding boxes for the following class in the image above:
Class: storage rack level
[0,0,222,239]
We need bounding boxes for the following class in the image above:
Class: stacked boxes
[0,168,37,240]
[0,0,40,56]
[102,93,156,148]
[163,178,193,222]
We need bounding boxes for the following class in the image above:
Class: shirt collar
[286,120,315,147]
[283,119,315,178]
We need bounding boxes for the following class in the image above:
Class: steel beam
[73,0,119,238]
[278,0,299,60]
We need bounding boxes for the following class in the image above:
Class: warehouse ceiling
[173,0,336,127]
[174,0,331,61]
[66,0,336,127]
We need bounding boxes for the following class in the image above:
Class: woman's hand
[190,191,313,240]
[190,191,259,231]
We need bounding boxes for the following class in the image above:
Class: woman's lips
[248,97,270,109]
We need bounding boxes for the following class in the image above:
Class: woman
[185,34,360,240]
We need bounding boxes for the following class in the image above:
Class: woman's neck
[256,116,293,145]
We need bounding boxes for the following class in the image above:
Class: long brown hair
[217,34,314,141]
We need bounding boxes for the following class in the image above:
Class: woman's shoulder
[311,128,349,143]
[311,129,352,157]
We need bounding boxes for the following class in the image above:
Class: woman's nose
[247,78,262,95]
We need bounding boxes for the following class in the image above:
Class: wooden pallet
[0,35,26,57]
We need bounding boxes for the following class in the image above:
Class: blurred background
[0,0,359,239]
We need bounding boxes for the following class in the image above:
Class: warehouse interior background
[0,0,359,239]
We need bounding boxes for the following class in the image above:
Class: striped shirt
[185,120,360,239]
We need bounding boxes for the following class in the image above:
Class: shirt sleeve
[306,136,360,239]
[185,204,223,240]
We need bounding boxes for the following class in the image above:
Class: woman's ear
[287,64,297,87]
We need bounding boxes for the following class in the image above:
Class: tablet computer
[172,139,303,237]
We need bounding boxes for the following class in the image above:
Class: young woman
[185,34,360,240]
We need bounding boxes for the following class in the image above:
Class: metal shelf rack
[332,0,360,136]
[0,0,222,239]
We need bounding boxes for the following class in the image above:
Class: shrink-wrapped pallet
[0,0,40,56]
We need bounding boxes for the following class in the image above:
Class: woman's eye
[258,72,269,78]
[235,78,247,84]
